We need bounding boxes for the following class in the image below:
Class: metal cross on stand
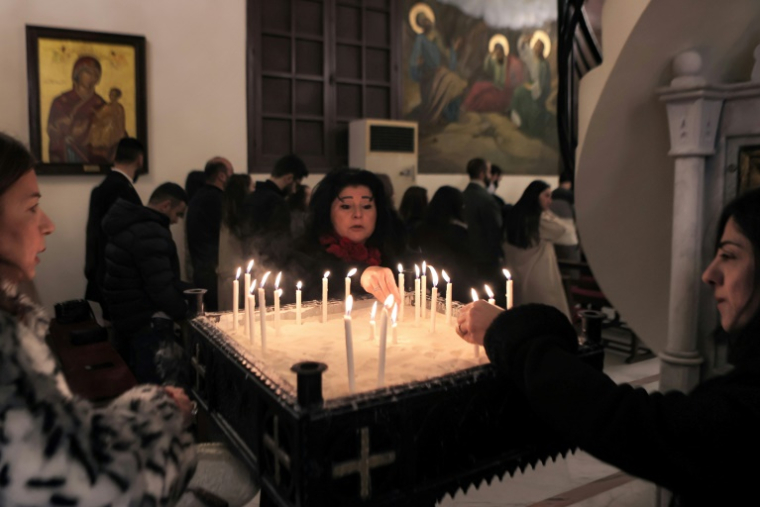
[191,343,206,392]
[263,415,292,486]
[332,426,396,500]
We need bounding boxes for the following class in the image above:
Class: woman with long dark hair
[504,180,569,317]
[0,133,195,504]
[457,187,760,505]
[218,173,253,310]
[293,168,401,303]
[398,185,428,234]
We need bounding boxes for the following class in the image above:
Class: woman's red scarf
[319,234,381,266]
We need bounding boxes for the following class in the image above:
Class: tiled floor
[235,348,663,507]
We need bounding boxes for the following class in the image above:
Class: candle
[397,264,405,322]
[274,272,282,336]
[377,295,394,388]
[244,260,253,340]
[344,295,356,394]
[503,269,514,310]
[368,301,377,341]
[322,271,330,323]
[414,264,421,323]
[391,303,399,344]
[233,267,241,332]
[429,266,439,333]
[345,267,357,302]
[421,261,427,319]
[259,271,270,350]
[471,288,480,358]
[485,284,495,305]
[248,280,257,345]
[296,281,302,325]
[442,269,453,325]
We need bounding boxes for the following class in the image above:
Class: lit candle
[344,295,356,394]
[429,266,439,333]
[296,281,302,325]
[391,303,399,344]
[345,267,357,302]
[485,284,495,305]
[259,271,270,350]
[442,269,453,325]
[421,261,427,319]
[244,260,253,340]
[368,301,377,341]
[274,272,282,336]
[322,271,330,323]
[471,288,480,358]
[503,269,514,310]
[377,294,394,388]
[414,264,421,323]
[248,280,257,345]
[397,264,405,322]
[233,267,241,333]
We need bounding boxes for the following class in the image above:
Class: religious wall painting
[403,1,559,175]
[26,26,147,175]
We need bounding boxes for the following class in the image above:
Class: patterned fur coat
[0,282,197,506]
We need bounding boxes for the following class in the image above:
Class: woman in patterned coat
[0,132,197,506]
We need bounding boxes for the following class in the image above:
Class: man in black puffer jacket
[103,183,190,382]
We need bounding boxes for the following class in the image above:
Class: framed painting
[401,1,559,175]
[26,25,147,175]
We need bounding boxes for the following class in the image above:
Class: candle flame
[347,267,357,278]
[370,301,378,320]
[442,269,450,283]
[391,303,398,323]
[324,270,330,279]
[345,295,353,316]
[484,284,494,298]
[429,266,439,287]
[384,294,395,308]
[397,263,403,273]
[415,264,420,278]
[471,288,479,302]
[246,260,254,273]
[503,269,511,280]
[261,271,271,286]
[274,271,282,289]
[297,281,302,290]
[278,288,284,297]
[250,279,257,294]
[422,261,427,273]
[235,267,241,280]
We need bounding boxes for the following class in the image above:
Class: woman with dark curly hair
[292,168,401,304]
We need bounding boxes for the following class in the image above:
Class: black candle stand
[186,299,604,507]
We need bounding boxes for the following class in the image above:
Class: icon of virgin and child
[46,55,127,164]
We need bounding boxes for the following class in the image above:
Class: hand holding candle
[344,295,356,393]
[429,266,439,333]
[442,270,453,325]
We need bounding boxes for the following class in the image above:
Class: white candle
[391,303,399,344]
[259,271,270,350]
[503,269,513,310]
[344,295,356,393]
[322,271,330,323]
[429,267,439,333]
[485,284,495,305]
[274,272,282,336]
[397,264,405,322]
[442,270,453,325]
[244,260,253,340]
[377,295,394,388]
[233,267,241,332]
[421,261,427,319]
[414,264,421,323]
[248,280,257,345]
[345,267,357,303]
[368,301,377,341]
[296,281,302,325]
[471,288,480,358]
